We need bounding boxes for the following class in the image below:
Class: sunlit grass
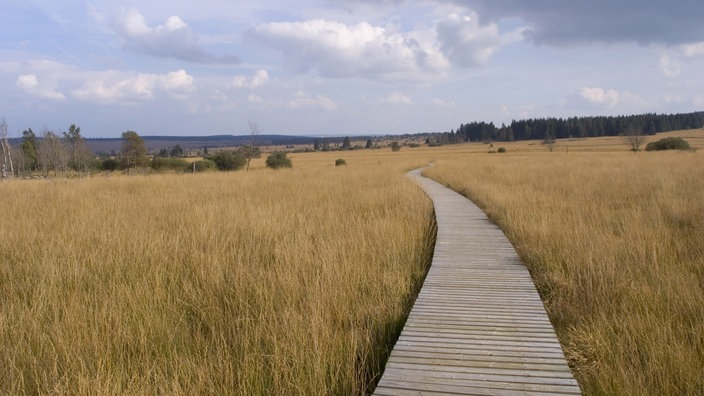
[424,142,704,394]
[0,162,434,395]
[2,128,703,394]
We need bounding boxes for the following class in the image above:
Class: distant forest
[434,111,704,144]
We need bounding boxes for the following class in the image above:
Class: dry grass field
[1,128,702,395]
[424,130,704,395]
[0,156,435,395]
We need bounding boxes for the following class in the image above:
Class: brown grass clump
[0,163,434,395]
[424,148,704,395]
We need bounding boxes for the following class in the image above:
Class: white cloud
[16,74,66,100]
[87,4,105,24]
[247,19,449,80]
[431,97,455,107]
[579,87,619,107]
[658,54,681,78]
[72,69,195,103]
[247,12,504,81]
[210,89,228,102]
[500,27,529,46]
[247,94,264,104]
[435,13,500,67]
[111,7,238,63]
[694,94,704,107]
[232,69,270,89]
[16,74,38,90]
[385,91,413,104]
[680,41,704,58]
[286,90,337,110]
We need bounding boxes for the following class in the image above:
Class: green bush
[150,157,189,171]
[645,137,691,151]
[497,147,507,153]
[191,159,217,172]
[209,150,246,171]
[335,158,347,166]
[265,152,292,169]
[100,158,120,171]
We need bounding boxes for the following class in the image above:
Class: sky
[1,0,703,138]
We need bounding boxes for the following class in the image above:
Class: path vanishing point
[373,168,581,395]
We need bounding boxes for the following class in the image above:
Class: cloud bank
[247,12,501,80]
[112,8,238,63]
[459,0,704,45]
[13,60,195,104]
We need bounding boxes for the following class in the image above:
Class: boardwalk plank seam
[373,168,581,395]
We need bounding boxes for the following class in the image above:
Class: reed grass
[3,129,702,395]
[424,148,704,395]
[0,163,434,395]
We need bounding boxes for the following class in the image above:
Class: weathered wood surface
[373,168,581,395]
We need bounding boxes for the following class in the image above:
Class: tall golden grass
[3,129,703,394]
[0,160,435,395]
[424,143,704,394]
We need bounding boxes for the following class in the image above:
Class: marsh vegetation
[1,130,702,394]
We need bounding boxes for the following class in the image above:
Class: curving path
[373,168,581,395]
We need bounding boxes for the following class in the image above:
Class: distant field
[1,129,702,394]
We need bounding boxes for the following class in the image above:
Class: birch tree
[0,118,14,178]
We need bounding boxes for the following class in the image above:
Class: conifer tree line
[439,111,704,144]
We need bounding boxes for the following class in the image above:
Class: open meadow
[1,129,703,395]
[423,130,704,395]
[0,153,436,395]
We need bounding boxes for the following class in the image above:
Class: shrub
[645,137,691,151]
[191,159,217,172]
[497,147,507,153]
[209,150,246,171]
[335,158,347,166]
[150,157,189,171]
[100,158,120,171]
[265,152,292,169]
[390,141,401,152]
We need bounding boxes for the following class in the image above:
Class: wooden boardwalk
[373,168,581,395]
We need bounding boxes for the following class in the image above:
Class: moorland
[1,129,702,395]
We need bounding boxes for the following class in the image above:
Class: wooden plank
[372,168,581,395]
[387,349,573,367]
[381,365,579,386]
[376,378,581,396]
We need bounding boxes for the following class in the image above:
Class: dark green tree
[313,138,321,151]
[390,141,401,152]
[120,130,148,169]
[341,136,352,150]
[365,139,373,149]
[170,144,184,157]
[20,128,38,171]
[63,124,93,173]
